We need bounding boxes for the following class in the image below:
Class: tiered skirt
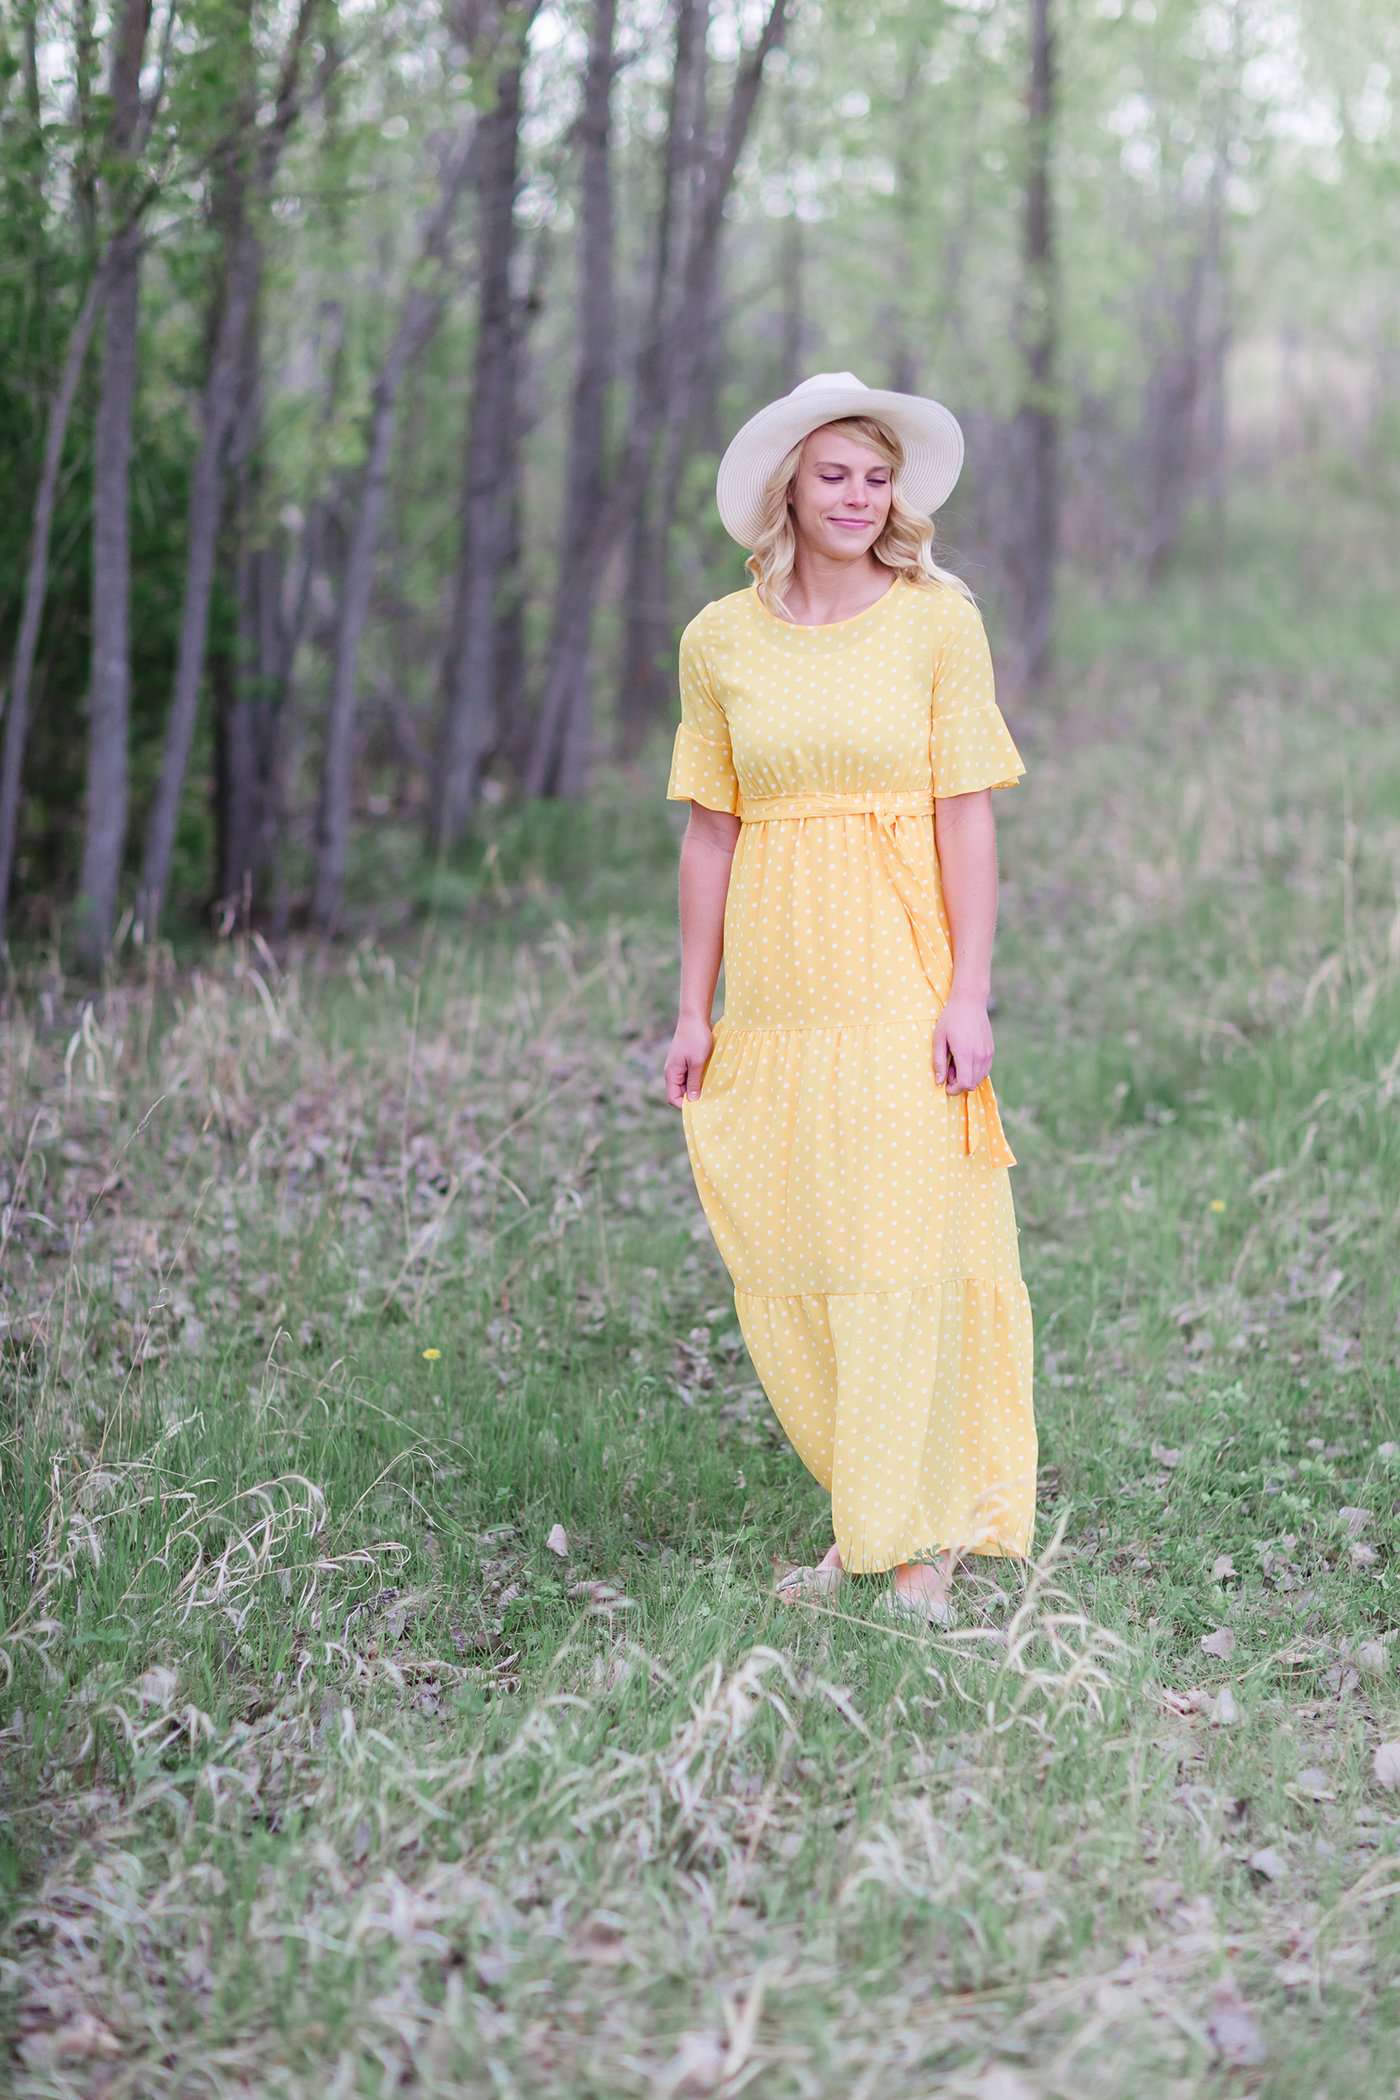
[679,802,1037,1575]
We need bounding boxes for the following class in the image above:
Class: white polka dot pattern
[667,573,1036,1574]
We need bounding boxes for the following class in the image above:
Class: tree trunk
[0,0,172,943]
[616,0,708,763]
[544,0,619,802]
[74,0,152,970]
[137,0,320,940]
[72,0,100,263]
[311,114,486,925]
[1137,233,1207,583]
[524,0,789,803]
[0,264,110,940]
[1199,73,1234,570]
[1003,0,1059,701]
[431,4,537,854]
[494,232,555,785]
[213,256,268,925]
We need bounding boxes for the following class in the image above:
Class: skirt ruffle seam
[734,1277,1029,1298]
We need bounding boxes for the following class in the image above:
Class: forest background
[2,1,1398,2094]
[2,0,1393,955]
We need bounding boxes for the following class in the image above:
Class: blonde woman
[662,371,1036,1625]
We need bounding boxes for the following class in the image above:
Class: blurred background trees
[1,0,1395,961]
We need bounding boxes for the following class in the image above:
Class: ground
[2,494,1397,2096]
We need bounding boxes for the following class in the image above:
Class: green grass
[2,512,1398,2096]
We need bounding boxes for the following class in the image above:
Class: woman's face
[787,425,893,559]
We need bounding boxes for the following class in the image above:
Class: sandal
[773,1563,843,1603]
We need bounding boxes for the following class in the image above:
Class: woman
[662,371,1037,1626]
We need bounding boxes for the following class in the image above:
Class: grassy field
[3,495,1398,2097]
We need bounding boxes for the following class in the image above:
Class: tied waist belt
[734,788,1017,1168]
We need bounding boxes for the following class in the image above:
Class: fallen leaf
[546,1523,570,1557]
[1211,1553,1237,1580]
[568,1578,634,1609]
[133,1665,178,1708]
[574,1916,631,1965]
[19,2016,122,2067]
[971,2073,1038,2100]
[1247,1846,1287,1882]
[1205,1980,1267,2065]
[1161,1686,1203,1716]
[1336,1507,1371,1535]
[1373,1741,1400,1791]
[661,2030,727,2095]
[1151,1443,1183,1468]
[1201,1627,1236,1660]
[1209,1686,1240,1725]
[1292,1766,1333,1801]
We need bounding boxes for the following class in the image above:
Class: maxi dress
[667,570,1037,1576]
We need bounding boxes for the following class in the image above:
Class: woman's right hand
[664,1015,714,1107]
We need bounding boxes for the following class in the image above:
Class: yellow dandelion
[421,1347,442,1360]
[1208,1199,1226,1213]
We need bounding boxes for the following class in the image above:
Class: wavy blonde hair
[743,414,975,619]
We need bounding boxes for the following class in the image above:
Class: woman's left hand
[933,992,994,1097]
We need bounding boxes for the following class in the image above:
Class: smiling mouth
[830,518,869,528]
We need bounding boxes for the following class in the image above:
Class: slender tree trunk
[71,0,100,263]
[137,0,320,939]
[886,58,921,396]
[659,264,724,547]
[0,0,173,942]
[1004,0,1059,700]
[545,0,618,802]
[431,6,536,852]
[260,250,350,929]
[524,0,789,802]
[489,267,535,767]
[214,254,268,922]
[139,206,259,937]
[74,0,151,970]
[1138,233,1207,583]
[0,265,110,939]
[1200,55,1235,568]
[494,233,555,785]
[616,0,707,762]
[778,188,805,389]
[311,115,486,924]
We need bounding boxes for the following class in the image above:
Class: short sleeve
[666,616,740,815]
[930,593,1026,799]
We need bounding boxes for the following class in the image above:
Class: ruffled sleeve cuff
[931,701,1026,799]
[666,721,740,815]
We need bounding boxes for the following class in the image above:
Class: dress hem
[842,1534,1036,1576]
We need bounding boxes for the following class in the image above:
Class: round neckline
[749,571,903,633]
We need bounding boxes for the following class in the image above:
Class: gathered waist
[736,788,935,823]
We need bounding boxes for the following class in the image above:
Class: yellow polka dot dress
[667,571,1037,1575]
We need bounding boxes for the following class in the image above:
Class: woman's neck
[780,550,893,625]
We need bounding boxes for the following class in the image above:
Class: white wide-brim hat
[715,369,965,551]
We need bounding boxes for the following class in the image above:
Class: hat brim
[715,383,965,551]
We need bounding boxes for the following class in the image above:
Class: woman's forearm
[677,810,740,1020]
[934,791,999,1002]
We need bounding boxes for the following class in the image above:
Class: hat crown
[791,370,866,397]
